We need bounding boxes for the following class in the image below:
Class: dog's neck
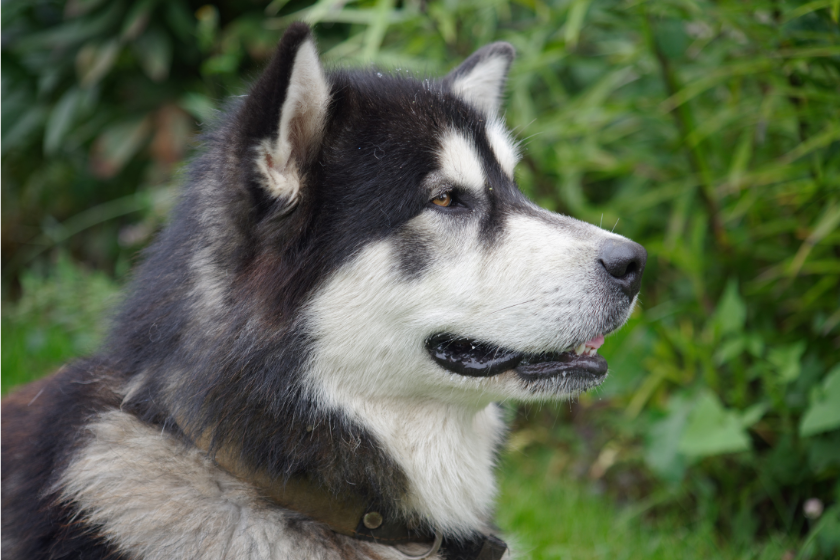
[322,395,506,537]
[137,371,505,538]
[176,390,506,540]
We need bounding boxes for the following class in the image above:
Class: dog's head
[153,24,645,412]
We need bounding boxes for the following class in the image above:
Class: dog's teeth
[574,343,586,355]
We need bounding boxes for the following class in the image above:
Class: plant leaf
[740,403,768,428]
[121,0,158,41]
[712,279,746,338]
[767,342,807,384]
[133,25,173,82]
[76,39,121,88]
[678,391,751,458]
[89,116,151,178]
[645,394,692,482]
[44,87,83,155]
[800,365,840,437]
[564,0,592,49]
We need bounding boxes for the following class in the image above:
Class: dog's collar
[194,439,507,560]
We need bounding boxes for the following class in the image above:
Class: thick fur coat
[2,24,646,560]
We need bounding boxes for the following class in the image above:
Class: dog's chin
[424,333,609,393]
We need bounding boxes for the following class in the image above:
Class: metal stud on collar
[362,511,384,529]
[395,532,442,560]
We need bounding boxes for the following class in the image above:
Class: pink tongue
[584,335,605,350]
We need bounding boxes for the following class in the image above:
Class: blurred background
[2,0,839,557]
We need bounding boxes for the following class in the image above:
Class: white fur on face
[56,410,450,560]
[304,198,636,536]
[437,130,486,194]
[486,119,519,179]
[306,210,634,400]
[254,40,330,205]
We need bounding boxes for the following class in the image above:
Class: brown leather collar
[194,434,507,559]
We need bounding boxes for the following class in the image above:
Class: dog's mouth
[425,333,607,381]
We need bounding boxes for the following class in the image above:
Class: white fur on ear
[445,43,515,117]
[255,40,330,205]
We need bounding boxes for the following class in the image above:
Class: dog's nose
[598,239,647,299]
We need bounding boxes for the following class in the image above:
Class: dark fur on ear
[236,22,314,151]
[235,22,331,217]
[442,42,515,116]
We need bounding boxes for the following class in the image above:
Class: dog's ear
[237,23,330,211]
[443,42,515,117]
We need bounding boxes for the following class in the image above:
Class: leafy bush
[1,0,288,285]
[1,254,120,393]
[3,0,839,555]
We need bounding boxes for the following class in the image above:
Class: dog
[1,23,646,560]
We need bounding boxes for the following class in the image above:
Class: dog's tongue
[585,335,605,350]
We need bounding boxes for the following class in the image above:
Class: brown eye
[431,191,453,207]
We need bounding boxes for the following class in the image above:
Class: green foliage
[1,254,120,394]
[677,390,753,458]
[1,0,286,283]
[3,0,839,554]
[800,365,840,438]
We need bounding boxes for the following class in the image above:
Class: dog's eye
[431,191,453,207]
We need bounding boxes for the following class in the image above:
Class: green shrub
[1,253,120,393]
[3,0,839,554]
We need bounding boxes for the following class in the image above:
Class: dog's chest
[56,409,507,560]
[56,410,446,559]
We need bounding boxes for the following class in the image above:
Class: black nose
[598,239,647,299]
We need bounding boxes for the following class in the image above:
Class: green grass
[497,449,794,560]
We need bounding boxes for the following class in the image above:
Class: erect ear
[442,42,515,117]
[238,23,330,211]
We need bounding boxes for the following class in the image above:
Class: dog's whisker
[487,298,539,316]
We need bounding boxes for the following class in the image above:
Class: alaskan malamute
[2,23,646,560]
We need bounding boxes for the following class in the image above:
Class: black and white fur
[1,24,645,559]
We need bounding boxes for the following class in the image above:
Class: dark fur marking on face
[395,227,434,280]
[446,123,533,249]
